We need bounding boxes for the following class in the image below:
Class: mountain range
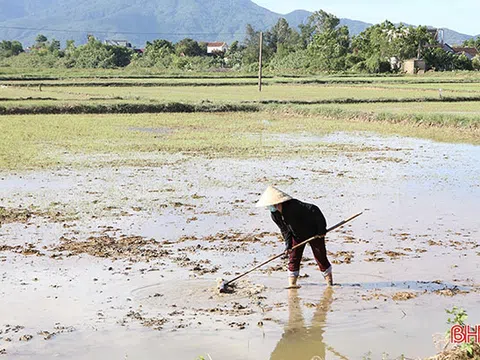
[0,0,477,47]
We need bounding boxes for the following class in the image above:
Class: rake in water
[217,212,363,293]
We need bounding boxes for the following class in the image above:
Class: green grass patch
[272,103,480,130]
[1,112,478,171]
[3,84,476,105]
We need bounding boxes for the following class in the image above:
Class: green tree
[199,42,208,55]
[365,54,391,73]
[65,40,76,53]
[228,40,239,54]
[146,39,174,53]
[298,21,315,49]
[62,40,77,67]
[106,45,134,67]
[423,47,455,71]
[307,11,350,72]
[48,38,61,54]
[423,48,474,71]
[266,18,291,52]
[140,39,175,67]
[472,55,480,70]
[265,18,302,57]
[71,36,115,68]
[463,37,480,49]
[175,38,203,57]
[241,24,262,66]
[241,24,275,67]
[351,22,434,73]
[453,53,473,70]
[224,40,243,69]
[0,40,24,58]
[35,34,48,47]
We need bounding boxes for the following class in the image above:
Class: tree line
[1,11,479,73]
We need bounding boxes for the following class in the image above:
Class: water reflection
[270,287,339,360]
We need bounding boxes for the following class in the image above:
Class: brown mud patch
[384,250,407,259]
[329,250,354,264]
[364,250,385,262]
[52,235,170,261]
[0,206,75,226]
[0,207,32,225]
[121,310,168,331]
[0,244,44,257]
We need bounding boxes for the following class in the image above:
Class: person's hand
[283,248,292,257]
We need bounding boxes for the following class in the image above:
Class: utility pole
[258,32,263,92]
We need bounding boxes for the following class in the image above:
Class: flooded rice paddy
[0,131,479,359]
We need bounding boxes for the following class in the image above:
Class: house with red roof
[451,47,479,60]
[207,42,228,54]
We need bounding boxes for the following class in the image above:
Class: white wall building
[207,42,228,54]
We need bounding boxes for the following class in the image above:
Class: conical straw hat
[256,186,293,207]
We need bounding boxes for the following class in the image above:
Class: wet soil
[0,132,479,360]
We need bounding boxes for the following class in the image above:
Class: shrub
[365,55,391,73]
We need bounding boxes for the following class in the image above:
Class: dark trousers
[288,236,331,277]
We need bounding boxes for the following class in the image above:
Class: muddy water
[1,132,479,360]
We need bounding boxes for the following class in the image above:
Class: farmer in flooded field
[256,186,332,289]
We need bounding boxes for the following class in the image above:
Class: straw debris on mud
[433,286,469,297]
[391,292,418,301]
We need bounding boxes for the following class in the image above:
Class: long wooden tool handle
[225,211,363,286]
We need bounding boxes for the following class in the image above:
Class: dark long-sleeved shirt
[271,199,327,250]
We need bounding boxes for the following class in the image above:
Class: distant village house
[451,47,479,60]
[104,39,143,54]
[207,42,228,54]
[104,40,133,48]
[441,43,478,60]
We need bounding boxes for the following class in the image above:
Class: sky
[253,0,479,35]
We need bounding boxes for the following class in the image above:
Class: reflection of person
[256,186,332,289]
[270,287,334,360]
